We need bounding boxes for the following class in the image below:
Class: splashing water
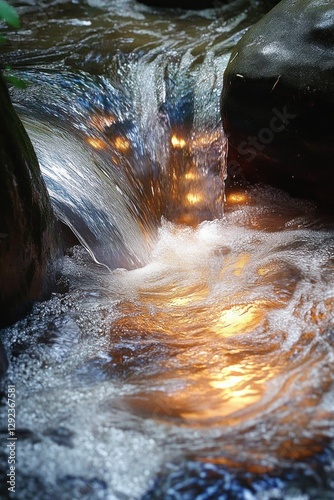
[1,1,334,498]
[2,188,334,498]
[13,60,226,268]
[109,193,334,459]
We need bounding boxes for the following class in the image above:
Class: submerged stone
[0,73,58,328]
[143,455,334,499]
[221,0,334,205]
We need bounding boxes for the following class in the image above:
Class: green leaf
[5,73,28,89]
[4,66,28,88]
[0,1,20,28]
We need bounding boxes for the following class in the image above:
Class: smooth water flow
[1,1,334,498]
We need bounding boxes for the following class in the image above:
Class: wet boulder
[0,73,58,327]
[221,0,334,205]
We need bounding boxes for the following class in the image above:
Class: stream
[1,1,334,498]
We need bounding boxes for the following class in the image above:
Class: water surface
[1,1,334,498]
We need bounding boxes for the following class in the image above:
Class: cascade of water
[12,48,227,267]
[2,2,334,498]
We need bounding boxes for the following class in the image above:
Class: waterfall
[1,1,334,498]
[12,49,227,268]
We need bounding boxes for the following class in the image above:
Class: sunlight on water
[2,189,334,497]
[107,190,334,469]
[14,60,227,263]
[1,0,334,497]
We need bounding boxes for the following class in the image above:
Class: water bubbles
[2,1,334,496]
[2,191,334,495]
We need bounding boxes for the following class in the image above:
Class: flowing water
[1,1,334,498]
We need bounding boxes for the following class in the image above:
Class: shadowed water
[1,1,334,498]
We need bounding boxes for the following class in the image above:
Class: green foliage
[0,0,20,29]
[4,67,28,89]
[0,2,26,88]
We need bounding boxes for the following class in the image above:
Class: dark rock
[11,428,41,444]
[44,426,74,447]
[0,339,8,380]
[0,73,58,327]
[221,0,334,205]
[143,454,334,499]
[58,476,108,499]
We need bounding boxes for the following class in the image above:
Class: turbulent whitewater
[2,187,334,498]
[1,1,334,498]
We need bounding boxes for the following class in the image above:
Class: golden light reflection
[211,371,245,390]
[168,297,193,306]
[179,361,270,421]
[167,286,209,306]
[190,130,221,148]
[233,253,250,277]
[171,135,186,149]
[90,113,117,131]
[114,136,130,152]
[209,363,264,414]
[213,302,264,337]
[137,282,210,308]
[257,266,271,276]
[227,192,248,204]
[111,234,333,466]
[186,193,203,205]
[219,252,251,279]
[86,137,107,150]
[184,171,198,181]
